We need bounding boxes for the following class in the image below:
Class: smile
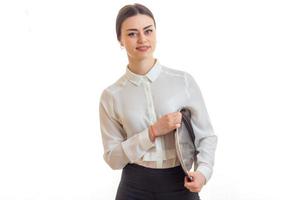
[136,46,150,52]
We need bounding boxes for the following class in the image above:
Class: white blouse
[99,60,217,181]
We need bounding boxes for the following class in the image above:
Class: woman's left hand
[184,171,206,193]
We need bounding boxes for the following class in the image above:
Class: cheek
[121,34,134,46]
[124,39,136,49]
[124,42,138,55]
[151,38,156,48]
[150,35,157,44]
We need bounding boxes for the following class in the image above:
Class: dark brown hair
[116,3,156,41]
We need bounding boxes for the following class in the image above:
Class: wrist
[149,125,156,142]
[196,171,207,185]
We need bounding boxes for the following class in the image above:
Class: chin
[134,53,153,60]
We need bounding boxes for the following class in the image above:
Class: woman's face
[120,14,156,61]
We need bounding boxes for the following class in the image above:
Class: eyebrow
[126,25,153,32]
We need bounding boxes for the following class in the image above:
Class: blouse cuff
[196,165,212,184]
[139,128,155,150]
[121,128,155,163]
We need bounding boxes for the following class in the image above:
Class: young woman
[99,3,217,200]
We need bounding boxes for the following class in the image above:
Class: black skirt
[115,163,200,200]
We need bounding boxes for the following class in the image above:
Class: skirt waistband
[120,163,186,193]
[124,163,182,174]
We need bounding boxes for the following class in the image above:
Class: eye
[144,29,153,35]
[128,32,137,37]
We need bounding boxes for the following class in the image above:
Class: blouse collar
[125,59,162,86]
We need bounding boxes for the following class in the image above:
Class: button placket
[143,80,164,167]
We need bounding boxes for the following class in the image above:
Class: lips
[136,46,150,52]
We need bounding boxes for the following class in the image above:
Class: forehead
[122,14,155,30]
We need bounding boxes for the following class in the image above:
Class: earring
[120,45,124,50]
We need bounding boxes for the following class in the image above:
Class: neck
[127,57,156,75]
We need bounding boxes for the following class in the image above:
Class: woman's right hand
[152,112,182,137]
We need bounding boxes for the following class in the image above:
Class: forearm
[103,127,155,169]
[195,134,218,182]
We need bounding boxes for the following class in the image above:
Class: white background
[0,0,300,199]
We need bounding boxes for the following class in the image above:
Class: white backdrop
[0,0,300,199]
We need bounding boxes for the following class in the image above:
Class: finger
[184,181,199,192]
[184,177,191,187]
[184,181,191,190]
[190,188,200,193]
[170,121,180,129]
[185,184,198,192]
[187,172,197,179]
[184,176,190,183]
[170,112,181,118]
[184,179,195,188]
[175,123,181,128]
[171,113,182,124]
[176,112,182,123]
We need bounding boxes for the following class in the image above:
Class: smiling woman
[117,5,157,75]
[99,3,217,200]
[119,14,156,65]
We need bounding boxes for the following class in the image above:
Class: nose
[137,33,147,44]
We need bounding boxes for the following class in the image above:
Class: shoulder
[161,65,186,77]
[100,75,127,102]
[160,64,194,83]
